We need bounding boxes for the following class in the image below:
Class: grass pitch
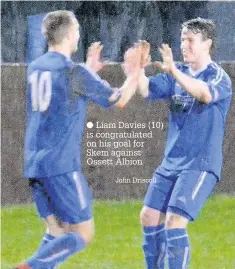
[1,195,235,269]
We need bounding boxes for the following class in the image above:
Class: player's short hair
[42,10,78,45]
[182,18,216,53]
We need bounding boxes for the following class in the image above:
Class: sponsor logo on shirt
[170,94,195,113]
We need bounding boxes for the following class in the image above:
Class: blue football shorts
[29,171,93,224]
[144,166,218,221]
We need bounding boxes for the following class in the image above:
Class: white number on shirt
[29,71,52,112]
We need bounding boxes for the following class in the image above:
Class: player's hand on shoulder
[86,41,107,73]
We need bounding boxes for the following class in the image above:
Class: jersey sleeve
[207,68,232,103]
[72,64,120,108]
[146,73,173,100]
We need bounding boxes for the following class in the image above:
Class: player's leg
[44,215,65,237]
[34,216,65,260]
[68,218,95,244]
[140,207,166,269]
[21,220,94,269]
[165,170,218,269]
[165,213,190,269]
[28,179,65,256]
[140,167,178,269]
[16,171,93,269]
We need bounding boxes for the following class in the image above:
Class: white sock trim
[182,247,189,269]
[143,226,165,236]
[167,234,188,241]
[38,249,69,262]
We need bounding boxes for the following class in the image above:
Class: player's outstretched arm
[86,41,107,73]
[136,40,151,98]
[82,42,141,109]
[136,40,173,101]
[158,44,212,104]
[112,44,142,109]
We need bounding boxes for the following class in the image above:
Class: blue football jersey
[24,51,117,178]
[147,62,232,179]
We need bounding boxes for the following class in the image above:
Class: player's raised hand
[86,41,107,72]
[122,44,142,77]
[137,40,151,68]
[157,44,175,73]
[114,44,142,109]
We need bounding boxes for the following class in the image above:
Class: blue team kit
[25,52,232,223]
[25,51,117,223]
[144,62,232,220]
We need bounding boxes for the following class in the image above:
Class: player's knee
[81,225,95,245]
[69,227,94,245]
[78,230,94,245]
[46,226,65,237]
[140,206,165,226]
[165,212,189,229]
[68,219,95,245]
[44,215,65,237]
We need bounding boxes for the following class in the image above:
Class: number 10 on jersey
[29,71,52,112]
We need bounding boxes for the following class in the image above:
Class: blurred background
[1,1,235,205]
[1,1,235,63]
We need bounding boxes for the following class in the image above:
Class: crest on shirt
[170,94,195,113]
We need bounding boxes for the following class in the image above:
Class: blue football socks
[36,233,55,254]
[166,229,190,269]
[142,224,167,269]
[27,232,86,269]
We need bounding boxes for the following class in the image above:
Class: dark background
[2,63,235,205]
[1,1,235,63]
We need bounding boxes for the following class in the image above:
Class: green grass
[1,195,235,269]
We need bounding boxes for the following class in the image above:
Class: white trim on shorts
[192,171,207,200]
[73,171,87,210]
